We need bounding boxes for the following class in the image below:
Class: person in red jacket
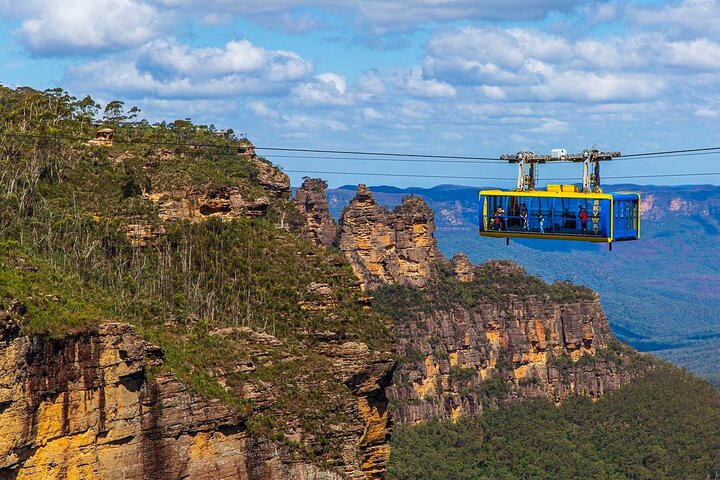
[579,207,589,233]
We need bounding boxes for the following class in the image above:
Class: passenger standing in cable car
[537,211,544,234]
[579,207,589,234]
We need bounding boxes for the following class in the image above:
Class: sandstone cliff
[144,153,291,223]
[376,260,646,424]
[0,107,398,479]
[313,184,644,425]
[294,178,337,248]
[339,185,439,290]
[0,322,394,480]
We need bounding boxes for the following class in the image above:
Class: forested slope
[389,365,720,480]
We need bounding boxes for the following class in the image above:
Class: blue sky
[1,0,719,188]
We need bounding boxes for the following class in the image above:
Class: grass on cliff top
[0,241,112,335]
[388,364,720,480]
[0,216,390,346]
[0,217,388,464]
[373,260,595,321]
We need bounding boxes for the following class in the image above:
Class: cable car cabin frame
[479,150,641,250]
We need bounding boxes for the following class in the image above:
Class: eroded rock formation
[295,178,337,248]
[450,253,474,283]
[251,157,291,196]
[0,323,394,479]
[386,261,642,425]
[148,187,272,221]
[339,185,440,290]
[131,151,290,226]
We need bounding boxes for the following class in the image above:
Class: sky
[1,0,720,188]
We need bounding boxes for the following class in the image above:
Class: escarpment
[0,322,394,479]
[0,83,656,480]
[0,87,399,480]
[339,185,440,290]
[142,148,291,224]
[376,261,649,424]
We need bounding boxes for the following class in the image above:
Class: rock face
[148,187,272,221]
[295,178,337,248]
[141,152,290,224]
[339,185,439,290]
[0,323,394,480]
[450,253,474,283]
[251,157,291,196]
[123,223,166,247]
[386,261,641,425]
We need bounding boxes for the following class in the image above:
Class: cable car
[478,149,640,250]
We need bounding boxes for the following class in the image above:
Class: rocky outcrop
[339,185,440,290]
[0,299,25,340]
[385,261,643,425]
[251,157,291,197]
[148,187,272,221]
[123,223,166,247]
[0,323,394,479]
[450,253,474,283]
[295,178,337,248]
[333,183,642,425]
[124,149,290,234]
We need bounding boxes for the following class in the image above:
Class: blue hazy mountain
[328,183,720,382]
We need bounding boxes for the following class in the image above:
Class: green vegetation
[373,260,594,321]
[0,85,390,462]
[389,365,720,480]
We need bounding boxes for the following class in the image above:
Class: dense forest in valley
[388,365,720,480]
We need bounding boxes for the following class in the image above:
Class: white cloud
[350,0,580,31]
[478,85,507,100]
[282,113,348,131]
[394,67,457,98]
[252,11,328,34]
[247,100,281,120]
[661,39,720,69]
[399,100,434,120]
[356,71,386,96]
[531,71,666,102]
[66,38,314,98]
[9,0,166,55]
[134,39,315,84]
[359,107,383,121]
[421,25,720,103]
[458,103,534,119]
[528,117,569,133]
[148,0,581,32]
[424,27,574,86]
[573,37,648,69]
[582,1,622,23]
[695,106,720,118]
[291,73,354,106]
[628,0,720,38]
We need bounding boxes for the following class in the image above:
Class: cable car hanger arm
[500,149,621,193]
